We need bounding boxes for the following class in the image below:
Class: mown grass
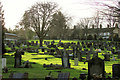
[2,40,120,79]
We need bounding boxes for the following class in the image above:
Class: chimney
[92,25,94,29]
[115,23,118,28]
[74,25,76,29]
[107,24,110,28]
[100,24,102,28]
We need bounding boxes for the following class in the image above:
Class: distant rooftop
[5,33,17,36]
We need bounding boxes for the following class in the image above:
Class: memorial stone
[112,64,120,78]
[9,72,28,79]
[117,50,120,59]
[36,41,38,45]
[58,72,70,80]
[74,58,78,66]
[62,49,70,68]
[31,41,34,46]
[88,57,105,80]
[93,51,98,58]
[14,50,22,68]
[104,53,110,61]
[86,53,90,61]
[2,58,6,69]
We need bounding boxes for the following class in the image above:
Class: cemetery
[2,40,120,79]
[1,0,120,80]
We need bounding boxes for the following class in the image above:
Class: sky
[0,0,116,29]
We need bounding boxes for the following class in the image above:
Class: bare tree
[89,0,120,27]
[76,18,92,40]
[20,2,59,46]
[98,1,120,39]
[99,1,120,28]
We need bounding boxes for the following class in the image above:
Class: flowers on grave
[96,49,101,52]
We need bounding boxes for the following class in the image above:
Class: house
[87,27,114,39]
[4,33,17,41]
[113,27,120,38]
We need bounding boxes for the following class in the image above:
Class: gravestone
[9,72,28,79]
[79,73,87,80]
[93,51,98,58]
[58,72,70,80]
[117,50,120,59]
[72,44,77,59]
[77,51,82,61]
[104,54,110,61]
[112,64,120,78]
[31,41,34,46]
[88,57,105,80]
[39,46,45,52]
[74,58,78,66]
[14,50,23,68]
[111,56,116,61]
[90,46,93,53]
[27,42,30,47]
[56,48,62,55]
[2,58,6,68]
[86,53,90,61]
[61,49,70,68]
[101,46,104,50]
[36,41,38,45]
[22,60,32,68]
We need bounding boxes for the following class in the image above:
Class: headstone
[79,73,87,80]
[111,56,116,61]
[58,72,70,80]
[74,58,78,66]
[111,49,115,54]
[88,57,105,80]
[2,58,6,69]
[104,53,110,61]
[31,41,34,46]
[39,46,45,52]
[14,50,22,68]
[77,51,82,61]
[86,53,90,61]
[36,41,38,45]
[112,64,120,78]
[90,46,93,53]
[27,42,30,47]
[22,60,32,68]
[117,50,120,59]
[9,72,28,79]
[62,49,70,68]
[93,51,98,58]
[72,44,77,59]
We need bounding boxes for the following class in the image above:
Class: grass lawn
[2,40,120,79]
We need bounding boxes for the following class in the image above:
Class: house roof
[5,33,17,36]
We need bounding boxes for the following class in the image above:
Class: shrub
[87,35,93,40]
